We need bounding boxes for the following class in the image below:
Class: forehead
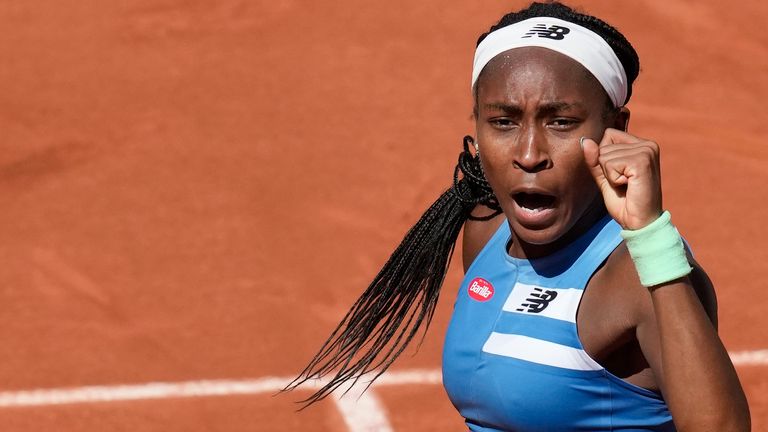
[475,47,606,105]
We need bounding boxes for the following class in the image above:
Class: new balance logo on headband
[472,17,627,106]
[515,287,558,313]
[522,23,571,40]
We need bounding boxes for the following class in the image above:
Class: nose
[513,126,551,173]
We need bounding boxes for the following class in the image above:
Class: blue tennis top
[442,215,676,431]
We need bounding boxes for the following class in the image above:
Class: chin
[504,198,594,256]
[510,219,569,246]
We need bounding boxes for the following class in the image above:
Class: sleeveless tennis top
[442,215,676,431]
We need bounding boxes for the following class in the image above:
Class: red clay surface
[0,0,766,430]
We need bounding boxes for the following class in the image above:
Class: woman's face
[475,46,624,256]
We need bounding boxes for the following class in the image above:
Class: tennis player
[288,2,750,430]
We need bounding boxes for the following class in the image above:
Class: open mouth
[512,192,556,214]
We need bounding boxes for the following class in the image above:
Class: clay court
[0,0,766,430]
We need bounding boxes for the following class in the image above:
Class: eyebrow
[482,101,585,115]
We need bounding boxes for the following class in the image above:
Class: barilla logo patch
[468,277,494,302]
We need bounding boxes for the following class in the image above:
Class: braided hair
[285,1,640,406]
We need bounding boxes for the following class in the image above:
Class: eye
[489,118,517,130]
[548,118,580,130]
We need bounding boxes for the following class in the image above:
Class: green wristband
[620,211,693,287]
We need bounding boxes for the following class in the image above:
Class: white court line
[333,384,393,432]
[0,368,443,408]
[0,351,764,431]
[0,350,765,408]
[729,349,768,365]
[0,378,288,407]
[327,369,442,432]
[374,369,442,386]
[0,368,442,432]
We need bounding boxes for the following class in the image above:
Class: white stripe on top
[482,333,603,371]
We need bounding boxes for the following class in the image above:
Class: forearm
[651,278,750,431]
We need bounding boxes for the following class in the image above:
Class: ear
[614,107,631,131]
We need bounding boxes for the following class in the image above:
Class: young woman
[287,2,750,430]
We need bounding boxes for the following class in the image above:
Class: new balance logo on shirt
[503,283,582,323]
[487,283,599,370]
[516,287,558,313]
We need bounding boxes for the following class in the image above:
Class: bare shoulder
[462,206,505,273]
[578,240,719,393]
[596,241,718,328]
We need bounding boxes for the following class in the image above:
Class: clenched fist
[581,129,663,230]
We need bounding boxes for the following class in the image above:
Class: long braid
[284,136,499,405]
[455,136,502,221]
[286,0,640,407]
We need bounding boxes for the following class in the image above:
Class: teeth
[521,206,543,214]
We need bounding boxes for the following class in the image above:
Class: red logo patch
[467,277,494,302]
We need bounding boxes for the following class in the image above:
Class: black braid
[283,135,499,406]
[285,1,639,407]
[454,136,502,221]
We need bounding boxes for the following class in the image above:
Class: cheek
[541,142,599,204]
[559,155,600,212]
[556,143,586,167]
[475,122,517,164]
[556,145,593,183]
[476,138,513,187]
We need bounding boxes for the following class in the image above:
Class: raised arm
[582,129,750,430]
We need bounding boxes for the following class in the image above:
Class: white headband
[471,17,628,107]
